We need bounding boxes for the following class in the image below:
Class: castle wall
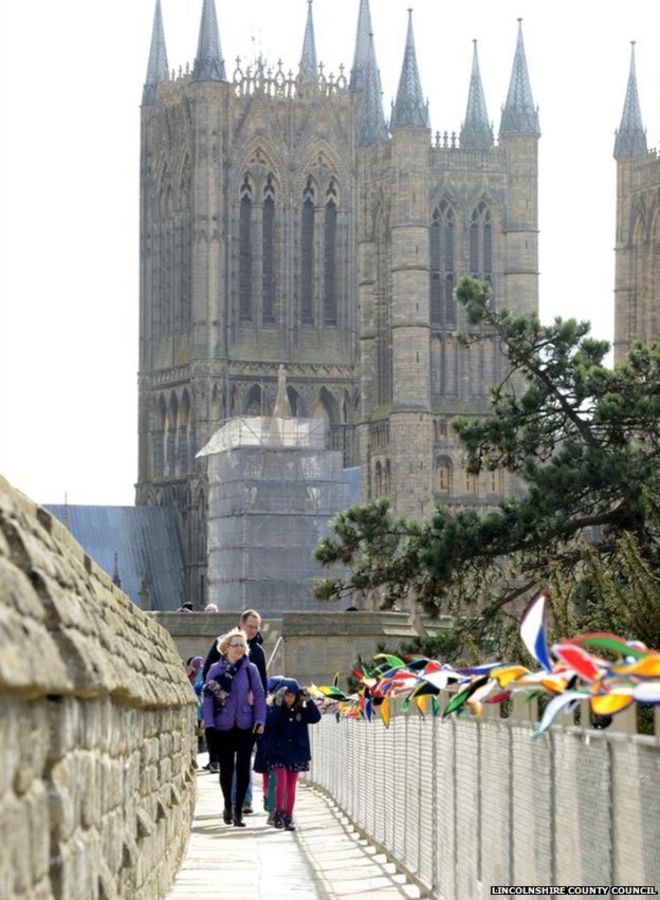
[152,609,424,690]
[0,475,196,900]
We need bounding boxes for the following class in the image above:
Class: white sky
[1,0,659,507]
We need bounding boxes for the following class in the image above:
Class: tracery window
[262,176,275,323]
[301,178,315,324]
[239,177,253,321]
[324,180,337,325]
[469,200,493,283]
[434,456,452,494]
[430,201,456,327]
[465,471,478,495]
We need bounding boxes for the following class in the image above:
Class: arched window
[374,461,383,496]
[262,175,275,324]
[301,178,315,324]
[383,459,391,496]
[239,177,253,321]
[430,201,455,327]
[167,393,178,477]
[324,180,337,325]
[434,456,452,494]
[470,201,493,285]
[465,470,478,495]
[489,469,504,495]
[244,384,262,416]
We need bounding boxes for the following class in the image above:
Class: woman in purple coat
[202,628,266,826]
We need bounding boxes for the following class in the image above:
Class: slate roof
[46,504,186,611]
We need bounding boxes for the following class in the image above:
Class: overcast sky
[1,0,659,507]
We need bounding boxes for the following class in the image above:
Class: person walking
[202,609,268,813]
[202,628,266,827]
[262,677,321,831]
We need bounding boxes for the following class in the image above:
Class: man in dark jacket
[202,609,267,689]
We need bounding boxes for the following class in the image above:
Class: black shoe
[273,811,285,829]
[233,809,246,827]
[284,815,295,831]
[223,806,232,825]
[209,762,219,774]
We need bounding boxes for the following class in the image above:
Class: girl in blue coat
[262,677,321,830]
[202,628,266,827]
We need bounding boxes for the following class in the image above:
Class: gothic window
[301,178,315,324]
[434,456,452,494]
[374,461,383,496]
[244,384,262,416]
[383,460,391,496]
[239,177,253,321]
[430,201,455,327]
[324,180,337,325]
[262,176,275,324]
[167,393,178,478]
[470,201,493,287]
[489,469,504,494]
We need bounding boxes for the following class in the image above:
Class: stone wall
[153,609,421,689]
[0,476,197,900]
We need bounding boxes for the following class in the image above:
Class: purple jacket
[202,657,266,732]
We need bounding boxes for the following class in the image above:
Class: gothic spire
[350,0,373,91]
[614,43,647,159]
[192,0,226,83]
[299,0,318,79]
[460,41,493,150]
[390,9,429,129]
[142,0,169,106]
[357,33,388,147]
[499,20,540,136]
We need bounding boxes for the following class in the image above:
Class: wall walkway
[166,763,422,899]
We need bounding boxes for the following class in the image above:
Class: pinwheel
[311,591,659,736]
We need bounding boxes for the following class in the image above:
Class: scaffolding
[198,417,351,614]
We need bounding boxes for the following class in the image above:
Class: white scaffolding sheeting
[203,416,349,614]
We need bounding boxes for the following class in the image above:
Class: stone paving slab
[166,762,422,900]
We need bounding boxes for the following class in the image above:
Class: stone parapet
[0,475,197,900]
[154,609,421,690]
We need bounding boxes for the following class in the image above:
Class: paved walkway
[166,762,423,900]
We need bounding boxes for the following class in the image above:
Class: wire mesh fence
[305,709,660,899]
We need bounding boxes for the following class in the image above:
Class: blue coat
[262,700,321,767]
[202,658,266,732]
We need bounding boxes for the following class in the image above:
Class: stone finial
[192,0,226,82]
[350,0,373,91]
[299,0,318,79]
[460,40,493,150]
[112,551,122,588]
[142,0,169,106]
[390,9,430,130]
[499,19,540,137]
[614,42,648,159]
[138,573,154,611]
[273,365,293,418]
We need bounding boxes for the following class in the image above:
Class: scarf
[204,656,245,714]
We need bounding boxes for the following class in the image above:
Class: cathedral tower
[137,1,540,605]
[612,42,660,363]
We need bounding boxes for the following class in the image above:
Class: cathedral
[613,43,660,363]
[136,0,540,605]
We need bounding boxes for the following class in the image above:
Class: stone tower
[613,42,660,363]
[136,0,540,605]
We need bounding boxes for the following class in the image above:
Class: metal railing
[305,706,660,899]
